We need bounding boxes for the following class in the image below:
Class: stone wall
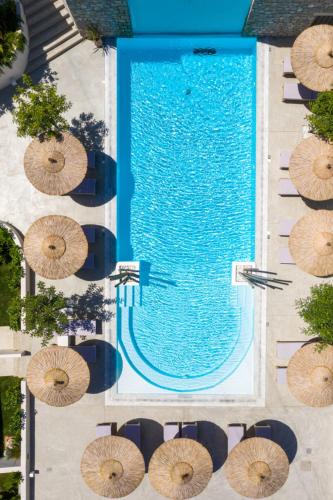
[65,0,333,38]
[244,0,333,37]
[64,0,132,37]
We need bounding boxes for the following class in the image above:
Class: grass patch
[0,377,22,459]
[0,264,19,326]
[0,471,21,499]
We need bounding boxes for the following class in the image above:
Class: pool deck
[0,38,332,499]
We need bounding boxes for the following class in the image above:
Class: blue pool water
[127,0,252,34]
[117,36,256,392]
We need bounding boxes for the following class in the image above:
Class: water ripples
[118,44,256,389]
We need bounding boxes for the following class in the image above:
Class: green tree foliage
[12,74,72,140]
[307,91,333,142]
[0,0,25,70]
[1,379,22,459]
[9,281,68,346]
[296,283,333,349]
[0,229,13,265]
[0,226,23,290]
[0,472,22,500]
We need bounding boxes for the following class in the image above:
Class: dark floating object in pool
[193,48,216,55]
[185,88,191,95]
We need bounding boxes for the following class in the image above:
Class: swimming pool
[127,0,252,34]
[117,36,257,393]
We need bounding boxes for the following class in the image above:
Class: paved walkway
[0,39,332,500]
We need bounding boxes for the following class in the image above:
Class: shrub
[0,471,22,499]
[0,227,22,327]
[296,283,333,349]
[9,281,68,346]
[0,228,14,265]
[12,74,72,140]
[0,226,23,290]
[0,377,22,462]
[1,382,22,460]
[0,227,23,289]
[307,91,333,142]
[0,0,25,71]
[82,23,103,48]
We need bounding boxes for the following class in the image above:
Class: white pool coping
[104,39,268,406]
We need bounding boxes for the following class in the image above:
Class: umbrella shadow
[68,152,115,207]
[197,421,228,471]
[301,195,333,211]
[79,339,122,393]
[118,418,163,472]
[75,225,116,281]
[247,419,298,463]
[69,113,114,207]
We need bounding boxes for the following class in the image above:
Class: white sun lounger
[88,151,96,169]
[279,247,295,264]
[278,178,299,196]
[72,178,96,195]
[181,422,198,440]
[164,423,180,441]
[283,83,317,102]
[124,422,141,449]
[279,219,295,237]
[280,151,291,170]
[96,423,112,437]
[57,335,72,347]
[254,425,272,439]
[83,253,95,270]
[228,424,245,453]
[71,344,96,363]
[276,366,287,384]
[276,341,306,359]
[83,226,96,244]
[283,57,294,76]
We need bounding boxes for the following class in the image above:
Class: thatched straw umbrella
[287,342,333,407]
[26,345,90,406]
[289,136,333,201]
[224,437,289,498]
[24,215,88,279]
[24,132,87,195]
[291,24,333,91]
[289,210,333,276]
[148,438,213,499]
[81,436,145,498]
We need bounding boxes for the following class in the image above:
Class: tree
[12,74,72,140]
[0,227,14,265]
[296,283,333,349]
[0,0,26,71]
[307,91,333,142]
[0,226,23,290]
[8,281,68,346]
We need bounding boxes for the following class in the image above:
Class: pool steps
[118,285,254,391]
[118,285,140,308]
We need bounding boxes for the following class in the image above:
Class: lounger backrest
[124,422,141,449]
[164,423,180,441]
[276,341,305,359]
[181,422,198,440]
[228,424,245,453]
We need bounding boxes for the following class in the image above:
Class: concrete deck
[0,38,332,499]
